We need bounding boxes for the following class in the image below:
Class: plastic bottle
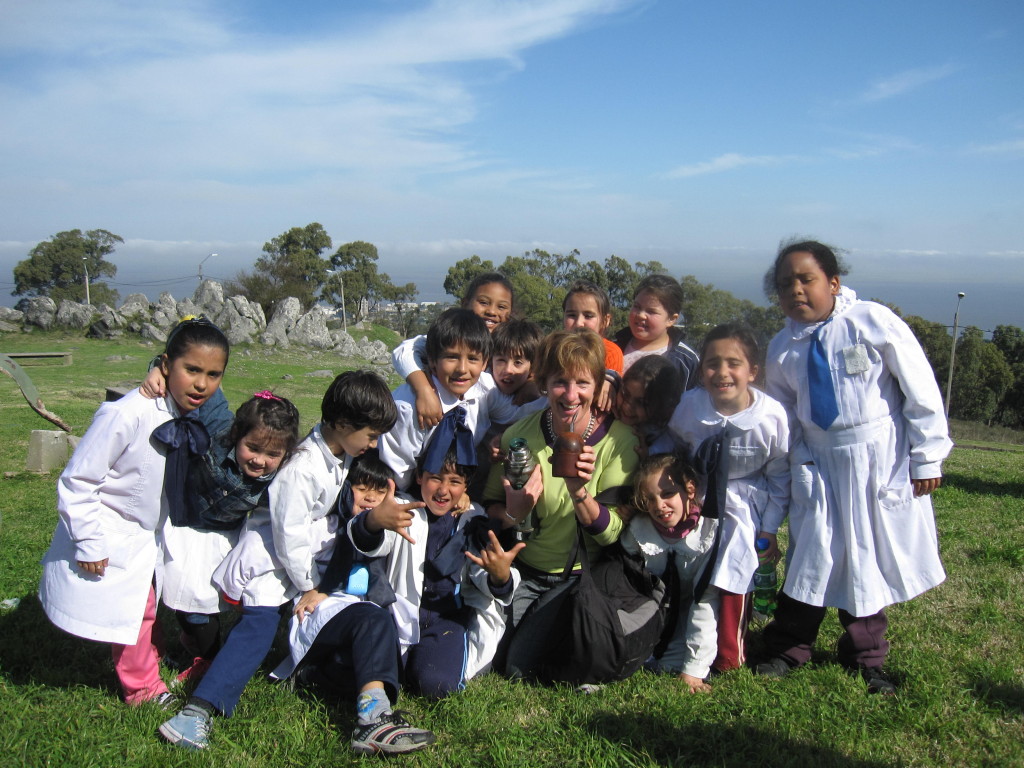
[752,537,778,619]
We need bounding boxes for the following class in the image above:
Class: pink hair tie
[253,390,283,402]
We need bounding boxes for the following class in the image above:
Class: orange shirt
[602,337,624,374]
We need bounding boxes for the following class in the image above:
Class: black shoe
[754,656,795,677]
[859,666,897,695]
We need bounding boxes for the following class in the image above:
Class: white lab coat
[353,501,518,680]
[766,287,953,615]
[622,514,720,679]
[669,387,791,594]
[39,390,173,645]
[212,426,345,607]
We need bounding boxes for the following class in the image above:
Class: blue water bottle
[752,537,778,619]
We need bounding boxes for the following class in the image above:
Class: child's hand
[366,480,426,544]
[139,366,166,399]
[409,371,443,430]
[757,531,780,563]
[488,432,504,464]
[678,672,711,693]
[76,558,108,578]
[595,379,614,414]
[913,477,942,496]
[294,589,328,622]
[465,529,526,586]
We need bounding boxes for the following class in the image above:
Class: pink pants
[110,584,168,705]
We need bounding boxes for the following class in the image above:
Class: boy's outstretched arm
[465,529,525,587]
[363,480,426,544]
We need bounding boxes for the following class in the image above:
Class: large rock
[357,338,391,364]
[119,293,152,319]
[140,323,167,343]
[56,300,95,328]
[193,280,225,316]
[175,298,201,321]
[261,297,302,348]
[332,330,360,357]
[288,306,334,349]
[0,320,19,333]
[87,305,128,339]
[215,295,266,346]
[0,307,24,323]
[151,292,180,329]
[20,297,57,330]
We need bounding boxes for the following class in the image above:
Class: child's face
[351,483,387,512]
[465,282,512,332]
[235,429,288,479]
[430,341,487,398]
[642,467,696,532]
[417,468,468,517]
[776,250,840,324]
[563,293,610,334]
[325,423,381,458]
[702,338,758,416]
[628,290,679,348]
[615,378,647,427]
[492,352,532,396]
[161,343,227,414]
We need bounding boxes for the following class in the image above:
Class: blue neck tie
[421,405,476,474]
[808,324,839,430]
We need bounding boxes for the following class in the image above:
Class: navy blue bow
[153,414,211,527]
[690,425,733,601]
[421,406,476,474]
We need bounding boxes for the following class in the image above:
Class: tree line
[11,225,1023,429]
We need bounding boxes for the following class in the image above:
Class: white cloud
[664,152,795,179]
[967,139,1024,155]
[856,63,958,103]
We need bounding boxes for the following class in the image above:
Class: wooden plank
[0,351,72,365]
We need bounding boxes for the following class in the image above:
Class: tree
[991,325,1024,428]
[326,241,418,322]
[228,223,332,314]
[13,229,121,305]
[948,327,1012,424]
[904,315,951,392]
[443,255,497,302]
[677,275,784,351]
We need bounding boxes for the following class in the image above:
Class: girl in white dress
[755,239,951,694]
[669,322,790,672]
[39,318,229,706]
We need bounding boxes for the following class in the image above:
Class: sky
[1,0,1022,334]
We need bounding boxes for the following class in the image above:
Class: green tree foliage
[228,223,332,314]
[678,275,785,351]
[949,327,1013,424]
[991,325,1024,428]
[327,241,417,321]
[443,255,497,302]
[904,315,951,390]
[13,229,122,305]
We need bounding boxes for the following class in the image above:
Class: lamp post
[944,291,965,418]
[82,257,90,306]
[198,253,217,286]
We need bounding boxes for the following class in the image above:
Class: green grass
[2,330,1023,767]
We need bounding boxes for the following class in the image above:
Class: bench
[1,351,73,366]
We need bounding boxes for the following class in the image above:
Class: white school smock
[212,426,347,607]
[161,524,239,613]
[766,286,953,616]
[39,390,173,645]
[622,514,720,679]
[352,500,519,680]
[668,386,791,594]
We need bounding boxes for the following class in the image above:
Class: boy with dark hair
[163,371,435,756]
[490,319,544,405]
[379,308,522,490]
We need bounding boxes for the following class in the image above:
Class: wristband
[572,487,589,504]
[504,510,520,522]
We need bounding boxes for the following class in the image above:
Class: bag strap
[654,549,681,658]
[560,520,591,580]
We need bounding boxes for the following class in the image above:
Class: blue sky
[1,0,1022,333]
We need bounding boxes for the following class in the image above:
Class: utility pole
[944,291,965,418]
[82,258,90,305]
[198,253,217,286]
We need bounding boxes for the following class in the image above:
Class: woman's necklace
[546,409,597,442]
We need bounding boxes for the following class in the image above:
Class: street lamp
[82,257,90,306]
[944,291,965,418]
[198,253,217,286]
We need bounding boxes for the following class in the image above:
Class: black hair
[632,453,700,512]
[229,392,302,461]
[633,274,683,317]
[563,279,613,320]
[700,322,762,371]
[491,318,544,361]
[414,441,476,486]
[621,354,683,425]
[321,370,398,433]
[425,308,492,363]
[164,316,230,365]
[462,271,515,309]
[763,237,851,299]
[349,450,395,491]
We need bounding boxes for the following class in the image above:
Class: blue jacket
[614,325,701,392]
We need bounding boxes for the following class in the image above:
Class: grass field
[1,331,1022,767]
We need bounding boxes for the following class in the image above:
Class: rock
[20,297,57,330]
[175,298,201,321]
[357,338,390,364]
[56,300,95,329]
[193,280,225,315]
[261,297,302,348]
[151,292,179,329]
[306,369,334,378]
[289,307,334,349]
[119,293,151,319]
[332,330,360,357]
[0,320,19,333]
[282,374,294,380]
[140,323,167,343]
[0,307,24,323]
[105,354,137,362]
